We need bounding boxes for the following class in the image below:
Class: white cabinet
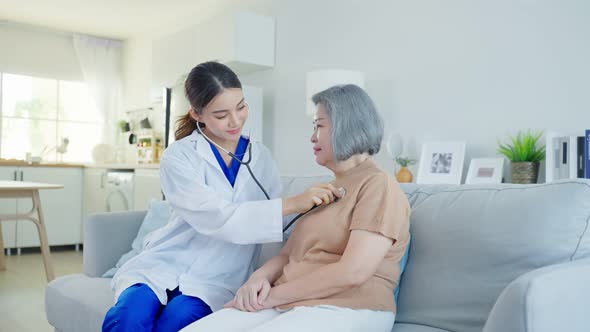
[0,166,83,249]
[152,10,275,90]
[19,167,83,247]
[83,168,109,219]
[0,167,18,249]
[133,169,162,210]
[195,10,275,74]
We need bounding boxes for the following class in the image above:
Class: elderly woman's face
[310,104,334,166]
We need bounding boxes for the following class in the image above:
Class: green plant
[395,156,417,167]
[497,130,545,162]
[118,120,130,133]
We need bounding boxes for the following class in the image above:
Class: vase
[511,161,539,184]
[396,166,413,183]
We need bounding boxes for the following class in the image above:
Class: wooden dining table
[0,180,64,282]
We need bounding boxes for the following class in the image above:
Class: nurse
[102,61,342,332]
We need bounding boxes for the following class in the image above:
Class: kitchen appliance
[104,170,134,212]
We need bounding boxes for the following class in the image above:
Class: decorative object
[306,70,365,116]
[465,158,505,184]
[497,130,545,184]
[118,120,130,133]
[395,156,417,183]
[416,141,466,184]
[511,162,540,184]
[544,131,564,183]
[139,117,152,129]
[39,137,70,162]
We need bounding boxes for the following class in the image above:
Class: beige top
[275,159,411,313]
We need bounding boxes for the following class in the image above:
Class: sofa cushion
[396,180,590,332]
[46,274,114,332]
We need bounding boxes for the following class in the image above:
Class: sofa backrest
[396,180,590,332]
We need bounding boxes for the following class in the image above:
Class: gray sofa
[46,178,590,332]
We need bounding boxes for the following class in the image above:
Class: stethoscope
[196,121,346,233]
[282,188,346,233]
[196,121,270,200]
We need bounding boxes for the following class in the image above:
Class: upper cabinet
[198,11,275,74]
[152,10,275,90]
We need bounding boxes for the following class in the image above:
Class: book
[586,130,590,179]
[567,136,577,179]
[547,134,563,182]
[577,136,585,178]
[558,137,569,180]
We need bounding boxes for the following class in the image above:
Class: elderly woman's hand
[224,276,271,312]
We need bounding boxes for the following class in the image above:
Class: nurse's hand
[283,183,343,215]
[224,276,271,312]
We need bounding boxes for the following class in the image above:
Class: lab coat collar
[190,130,219,169]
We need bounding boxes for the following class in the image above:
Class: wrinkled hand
[224,277,271,312]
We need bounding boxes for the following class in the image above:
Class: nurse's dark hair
[312,84,383,161]
[175,61,242,140]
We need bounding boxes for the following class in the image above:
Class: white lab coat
[111,130,283,312]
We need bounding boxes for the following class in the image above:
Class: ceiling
[0,0,238,39]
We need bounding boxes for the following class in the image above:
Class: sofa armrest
[483,259,590,332]
[83,211,146,277]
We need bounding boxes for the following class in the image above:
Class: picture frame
[465,158,505,184]
[416,141,466,184]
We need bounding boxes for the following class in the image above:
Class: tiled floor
[0,249,83,332]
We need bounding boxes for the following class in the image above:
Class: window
[0,73,103,162]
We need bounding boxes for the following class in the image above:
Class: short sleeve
[349,172,410,241]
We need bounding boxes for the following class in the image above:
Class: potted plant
[497,130,545,184]
[394,156,417,183]
[118,120,130,133]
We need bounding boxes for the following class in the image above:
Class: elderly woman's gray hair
[312,84,384,161]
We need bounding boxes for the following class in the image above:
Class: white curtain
[73,34,123,145]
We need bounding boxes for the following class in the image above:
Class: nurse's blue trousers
[102,283,212,332]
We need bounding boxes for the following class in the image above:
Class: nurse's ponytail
[175,61,242,140]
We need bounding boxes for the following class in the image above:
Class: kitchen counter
[84,163,160,169]
[0,160,160,169]
[0,160,85,168]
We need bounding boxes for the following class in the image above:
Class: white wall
[239,0,590,179]
[122,0,590,180]
[0,22,82,80]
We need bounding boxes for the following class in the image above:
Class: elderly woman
[183,84,411,332]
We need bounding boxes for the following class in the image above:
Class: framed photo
[416,141,466,184]
[465,158,504,184]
